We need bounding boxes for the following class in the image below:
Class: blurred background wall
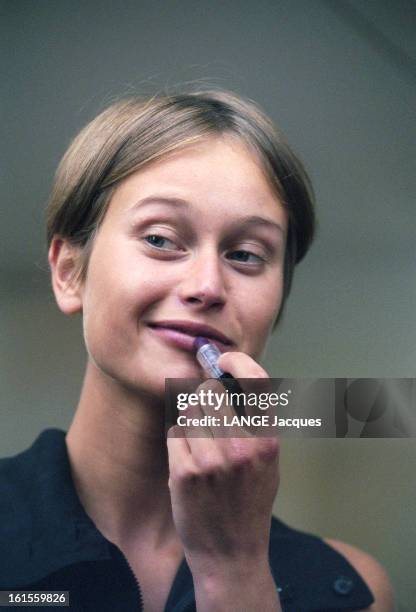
[1,1,415,609]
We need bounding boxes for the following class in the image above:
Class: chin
[129,362,201,395]
[160,363,202,381]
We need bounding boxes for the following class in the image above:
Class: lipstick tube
[193,336,245,417]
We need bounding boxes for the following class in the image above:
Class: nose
[177,249,227,311]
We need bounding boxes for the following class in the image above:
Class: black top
[0,429,374,611]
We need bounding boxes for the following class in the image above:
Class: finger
[218,351,272,414]
[183,380,231,464]
[196,377,250,439]
[174,380,227,472]
[166,425,194,481]
[178,381,215,439]
[217,352,278,438]
[217,351,269,380]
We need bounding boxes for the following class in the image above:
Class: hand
[166,351,280,587]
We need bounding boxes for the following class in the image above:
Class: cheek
[80,284,127,369]
[80,262,173,356]
[253,272,284,321]
[242,276,283,352]
[268,281,284,325]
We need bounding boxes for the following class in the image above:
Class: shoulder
[0,429,67,523]
[269,517,376,610]
[325,538,395,612]
[0,429,74,587]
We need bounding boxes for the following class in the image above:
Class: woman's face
[78,135,287,397]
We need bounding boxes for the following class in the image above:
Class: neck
[66,360,176,550]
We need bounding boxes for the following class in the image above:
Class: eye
[144,234,179,250]
[226,250,265,265]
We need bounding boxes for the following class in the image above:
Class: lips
[147,320,233,349]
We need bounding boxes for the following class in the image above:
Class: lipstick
[193,336,245,416]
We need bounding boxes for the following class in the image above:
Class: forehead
[106,135,286,228]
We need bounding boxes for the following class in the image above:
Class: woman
[0,90,394,611]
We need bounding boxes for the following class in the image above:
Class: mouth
[146,320,233,352]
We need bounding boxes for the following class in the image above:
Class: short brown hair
[46,88,315,323]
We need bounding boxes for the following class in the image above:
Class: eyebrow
[130,195,284,235]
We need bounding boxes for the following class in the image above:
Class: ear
[48,237,83,314]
